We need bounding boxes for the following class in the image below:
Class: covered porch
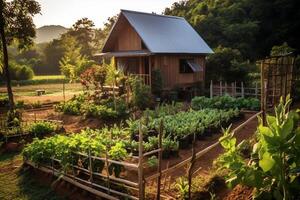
[97,50,153,85]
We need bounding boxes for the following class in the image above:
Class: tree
[43,39,65,74]
[66,18,95,57]
[94,15,118,51]
[206,46,252,82]
[0,0,40,110]
[270,42,295,56]
[59,35,93,81]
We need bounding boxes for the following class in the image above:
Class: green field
[0,75,74,86]
[32,75,66,80]
[0,75,84,102]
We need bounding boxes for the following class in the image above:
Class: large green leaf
[280,117,294,139]
[259,152,275,172]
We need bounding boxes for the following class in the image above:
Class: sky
[34,0,177,28]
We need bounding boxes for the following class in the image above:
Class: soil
[22,108,106,133]
[222,185,253,200]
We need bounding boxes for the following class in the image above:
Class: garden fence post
[156,120,163,200]
[231,82,235,97]
[63,78,66,102]
[138,122,145,200]
[241,82,245,98]
[188,133,196,200]
[210,80,213,98]
[234,81,237,97]
[225,82,228,94]
[219,81,222,96]
[255,82,258,98]
[105,147,111,194]
[88,148,93,183]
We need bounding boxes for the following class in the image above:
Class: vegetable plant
[217,95,300,199]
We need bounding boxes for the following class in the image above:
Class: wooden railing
[130,74,151,85]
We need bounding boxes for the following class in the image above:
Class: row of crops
[23,107,240,173]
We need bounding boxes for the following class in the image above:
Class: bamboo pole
[156,120,163,200]
[138,122,145,200]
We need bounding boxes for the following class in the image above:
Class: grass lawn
[32,75,65,80]
[0,151,64,200]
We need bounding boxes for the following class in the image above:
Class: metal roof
[95,50,152,57]
[102,10,213,54]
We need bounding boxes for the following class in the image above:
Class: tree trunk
[0,1,14,110]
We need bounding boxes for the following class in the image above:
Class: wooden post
[234,81,237,97]
[188,133,196,200]
[260,60,267,125]
[225,82,228,94]
[210,80,213,98]
[255,82,258,98]
[231,82,235,97]
[219,81,222,96]
[138,122,145,200]
[156,120,163,200]
[149,56,152,88]
[63,78,66,103]
[105,148,111,194]
[241,82,245,98]
[88,148,93,183]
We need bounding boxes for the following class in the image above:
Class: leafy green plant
[151,69,163,97]
[129,76,153,109]
[0,96,9,107]
[147,155,158,168]
[108,142,128,177]
[175,177,189,200]
[217,95,300,199]
[191,95,260,111]
[27,121,58,137]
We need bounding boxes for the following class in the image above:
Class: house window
[179,59,203,74]
[179,59,194,73]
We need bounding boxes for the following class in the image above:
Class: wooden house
[98,10,213,90]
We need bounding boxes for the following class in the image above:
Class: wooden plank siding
[117,18,142,51]
[152,55,205,89]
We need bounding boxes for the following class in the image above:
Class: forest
[1,0,299,84]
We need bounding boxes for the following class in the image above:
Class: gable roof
[102,10,213,54]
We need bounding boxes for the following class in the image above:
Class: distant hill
[35,25,68,43]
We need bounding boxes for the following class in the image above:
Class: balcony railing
[130,74,151,85]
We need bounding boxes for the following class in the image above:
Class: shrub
[129,76,153,109]
[15,65,34,80]
[191,95,260,111]
[27,121,57,136]
[0,96,9,107]
[55,94,85,115]
[151,69,163,97]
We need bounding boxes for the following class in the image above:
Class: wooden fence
[23,111,262,200]
[209,80,261,98]
[24,122,164,200]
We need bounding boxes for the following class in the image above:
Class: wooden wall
[117,19,142,51]
[152,55,205,89]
